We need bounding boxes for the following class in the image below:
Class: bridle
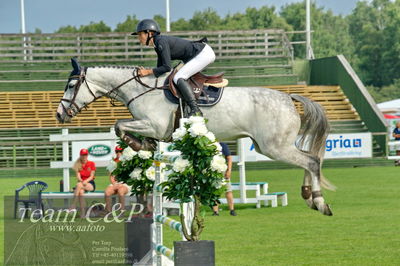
[60,67,167,118]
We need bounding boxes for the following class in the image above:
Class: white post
[62,128,70,192]
[165,0,171,32]
[20,0,27,61]
[306,0,313,60]
[237,139,247,203]
[153,143,163,266]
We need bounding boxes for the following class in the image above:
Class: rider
[132,19,216,117]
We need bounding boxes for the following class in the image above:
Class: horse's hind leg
[254,142,332,216]
[302,171,318,210]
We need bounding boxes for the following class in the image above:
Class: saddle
[164,66,229,105]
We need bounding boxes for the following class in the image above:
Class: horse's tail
[290,94,336,191]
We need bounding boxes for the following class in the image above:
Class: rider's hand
[138,67,153,77]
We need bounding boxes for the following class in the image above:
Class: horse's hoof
[142,138,157,151]
[322,204,333,216]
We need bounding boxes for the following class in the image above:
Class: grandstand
[0,30,387,169]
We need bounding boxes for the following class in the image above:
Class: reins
[60,67,168,116]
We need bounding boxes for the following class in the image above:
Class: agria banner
[324,133,372,159]
[241,132,372,161]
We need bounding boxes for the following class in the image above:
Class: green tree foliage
[78,21,111,33]
[55,25,79,33]
[348,0,392,86]
[114,15,139,32]
[188,8,222,31]
[281,1,354,60]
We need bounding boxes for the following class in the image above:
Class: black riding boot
[176,78,203,117]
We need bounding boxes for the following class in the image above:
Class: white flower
[129,168,142,179]
[172,157,190,173]
[215,178,227,189]
[172,127,187,141]
[205,131,216,142]
[145,167,156,181]
[138,150,152,160]
[188,123,208,137]
[188,116,205,125]
[210,155,228,173]
[120,147,137,161]
[213,142,223,152]
[160,163,166,169]
[106,160,117,173]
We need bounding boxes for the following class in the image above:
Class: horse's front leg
[114,119,158,151]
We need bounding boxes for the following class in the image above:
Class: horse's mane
[91,65,137,70]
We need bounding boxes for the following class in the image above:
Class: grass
[1,166,400,265]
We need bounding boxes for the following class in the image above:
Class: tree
[188,8,222,30]
[55,25,79,33]
[348,0,390,86]
[153,14,166,32]
[281,1,354,60]
[114,15,139,32]
[78,21,111,33]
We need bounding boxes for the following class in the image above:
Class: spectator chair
[14,181,48,219]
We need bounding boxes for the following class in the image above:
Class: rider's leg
[176,78,202,116]
[173,44,215,117]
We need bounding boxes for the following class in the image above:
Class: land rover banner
[72,140,115,162]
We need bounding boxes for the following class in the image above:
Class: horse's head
[56,58,99,123]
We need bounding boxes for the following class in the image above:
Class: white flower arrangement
[205,131,216,142]
[188,116,206,125]
[120,147,137,162]
[129,167,142,179]
[145,166,156,181]
[214,142,223,152]
[172,126,187,141]
[188,122,208,137]
[172,157,191,173]
[138,150,152,160]
[210,154,228,173]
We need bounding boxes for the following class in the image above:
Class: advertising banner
[241,132,372,161]
[72,140,116,162]
[324,132,372,159]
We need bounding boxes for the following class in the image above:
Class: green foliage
[114,15,139,32]
[161,121,226,208]
[366,79,400,103]
[281,1,354,60]
[111,148,154,196]
[160,118,226,240]
[79,21,112,33]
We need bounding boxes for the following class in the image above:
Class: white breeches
[173,44,216,83]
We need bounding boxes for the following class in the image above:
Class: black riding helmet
[131,19,161,35]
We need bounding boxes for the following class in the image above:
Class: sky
[0,0,360,34]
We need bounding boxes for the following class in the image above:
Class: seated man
[105,146,131,212]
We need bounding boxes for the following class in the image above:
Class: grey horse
[56,59,334,216]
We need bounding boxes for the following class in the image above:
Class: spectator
[104,146,131,213]
[213,142,237,216]
[70,148,96,217]
[392,122,400,165]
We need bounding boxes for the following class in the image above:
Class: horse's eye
[68,83,75,88]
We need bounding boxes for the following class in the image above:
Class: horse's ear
[70,57,81,75]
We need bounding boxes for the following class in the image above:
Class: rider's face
[137,31,153,46]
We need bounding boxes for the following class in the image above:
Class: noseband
[60,67,98,117]
[60,67,167,118]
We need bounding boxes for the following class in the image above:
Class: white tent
[377,99,400,113]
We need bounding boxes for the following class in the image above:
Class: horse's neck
[87,67,167,104]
